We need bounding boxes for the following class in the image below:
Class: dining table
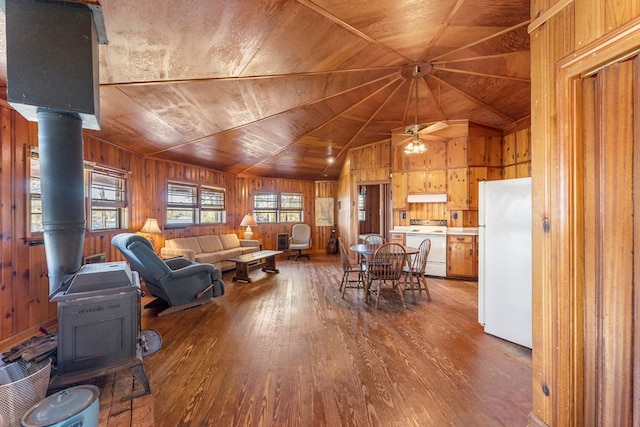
[349,243,419,257]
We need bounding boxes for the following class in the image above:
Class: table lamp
[139,218,162,246]
[240,214,257,239]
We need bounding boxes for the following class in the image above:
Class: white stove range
[393,219,447,277]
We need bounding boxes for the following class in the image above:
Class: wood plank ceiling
[0,0,531,180]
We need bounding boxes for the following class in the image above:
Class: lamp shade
[139,218,162,234]
[240,214,257,227]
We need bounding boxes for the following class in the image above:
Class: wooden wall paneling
[392,144,407,171]
[128,152,146,239]
[461,210,478,227]
[13,115,38,332]
[516,128,531,163]
[391,171,408,210]
[28,244,54,321]
[237,176,315,251]
[337,157,354,247]
[407,202,447,222]
[447,210,462,227]
[529,2,576,424]
[1,106,17,338]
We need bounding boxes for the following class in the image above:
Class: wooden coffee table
[227,250,283,283]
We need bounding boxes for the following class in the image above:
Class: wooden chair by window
[365,242,407,309]
[338,238,364,298]
[403,239,432,302]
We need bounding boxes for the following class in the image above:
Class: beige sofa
[160,234,260,272]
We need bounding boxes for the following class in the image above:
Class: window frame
[166,181,227,226]
[199,185,226,224]
[87,165,128,231]
[253,191,303,224]
[28,150,43,236]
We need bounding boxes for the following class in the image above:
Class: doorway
[358,183,391,240]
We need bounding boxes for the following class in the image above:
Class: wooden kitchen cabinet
[391,171,408,210]
[408,169,447,194]
[447,167,468,209]
[389,232,405,246]
[447,234,477,279]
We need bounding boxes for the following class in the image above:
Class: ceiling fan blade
[418,121,449,135]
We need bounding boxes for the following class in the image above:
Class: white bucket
[21,384,100,427]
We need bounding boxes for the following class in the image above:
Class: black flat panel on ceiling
[5,0,100,128]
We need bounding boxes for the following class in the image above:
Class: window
[29,154,43,233]
[200,186,226,224]
[279,193,303,223]
[89,167,127,231]
[166,182,227,225]
[254,192,303,223]
[28,150,129,235]
[254,193,278,223]
[167,182,198,224]
[358,193,366,221]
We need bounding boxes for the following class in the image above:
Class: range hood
[407,194,447,203]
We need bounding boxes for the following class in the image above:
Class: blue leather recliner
[112,233,224,316]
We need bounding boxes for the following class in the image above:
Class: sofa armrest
[160,247,196,261]
[239,239,261,248]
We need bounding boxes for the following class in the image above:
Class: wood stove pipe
[38,110,86,295]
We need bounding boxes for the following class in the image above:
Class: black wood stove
[49,262,161,401]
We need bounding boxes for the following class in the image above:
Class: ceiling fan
[400,64,449,153]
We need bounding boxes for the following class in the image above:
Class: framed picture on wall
[315,197,334,226]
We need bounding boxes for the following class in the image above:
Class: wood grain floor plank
[140,254,531,426]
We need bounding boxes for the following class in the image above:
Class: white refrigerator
[478,177,532,349]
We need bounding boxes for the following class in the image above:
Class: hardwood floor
[140,254,531,426]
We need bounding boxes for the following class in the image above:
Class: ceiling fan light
[404,139,426,154]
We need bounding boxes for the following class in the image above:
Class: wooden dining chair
[365,242,407,309]
[403,238,432,302]
[360,234,386,269]
[363,234,385,245]
[338,238,364,298]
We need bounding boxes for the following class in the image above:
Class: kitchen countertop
[447,227,479,236]
[390,227,479,236]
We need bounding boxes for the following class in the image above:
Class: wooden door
[546,35,640,426]
[579,57,635,426]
